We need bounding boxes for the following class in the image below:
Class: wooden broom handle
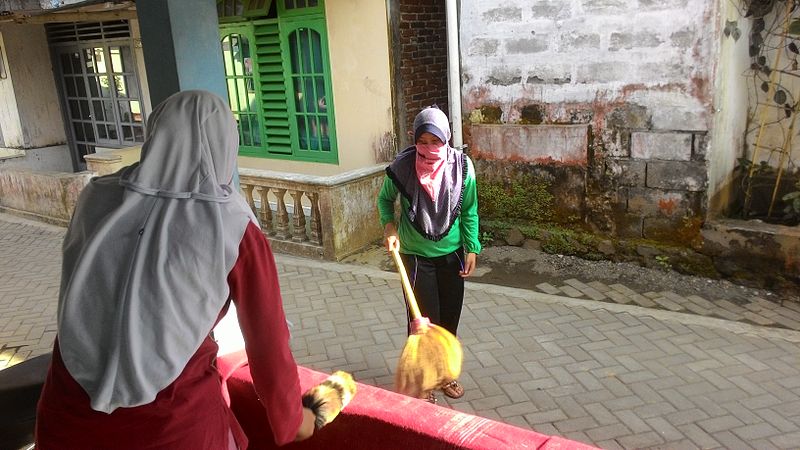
[391,248,422,320]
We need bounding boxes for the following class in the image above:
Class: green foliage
[782,179,800,219]
[789,18,800,36]
[736,157,774,178]
[655,255,672,271]
[478,174,554,223]
[541,229,580,255]
[479,230,494,248]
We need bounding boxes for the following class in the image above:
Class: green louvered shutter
[254,20,293,155]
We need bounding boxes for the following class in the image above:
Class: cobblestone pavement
[2,212,800,449]
[529,280,800,332]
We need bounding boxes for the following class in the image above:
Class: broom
[391,247,463,399]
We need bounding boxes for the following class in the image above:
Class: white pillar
[445,0,463,148]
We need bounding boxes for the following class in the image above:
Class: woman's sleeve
[377,174,399,227]
[227,222,303,446]
[460,157,482,254]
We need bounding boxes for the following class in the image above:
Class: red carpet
[218,353,598,450]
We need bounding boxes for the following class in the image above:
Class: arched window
[286,26,332,154]
[217,0,336,163]
[221,30,264,151]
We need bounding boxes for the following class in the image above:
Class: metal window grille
[45,21,131,45]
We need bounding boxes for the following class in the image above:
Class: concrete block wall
[459,0,717,244]
[461,0,714,122]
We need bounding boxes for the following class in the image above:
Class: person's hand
[460,253,477,277]
[294,407,316,442]
[384,223,400,252]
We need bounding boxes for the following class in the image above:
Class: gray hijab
[57,90,255,413]
[386,107,466,241]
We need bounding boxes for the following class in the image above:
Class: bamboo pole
[745,2,794,213]
[767,90,799,217]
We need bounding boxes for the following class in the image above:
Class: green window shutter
[279,17,338,164]
[277,0,324,17]
[254,20,293,155]
[218,0,273,22]
[220,25,268,157]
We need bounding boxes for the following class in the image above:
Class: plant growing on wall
[736,0,800,225]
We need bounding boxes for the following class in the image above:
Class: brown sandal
[423,391,438,404]
[440,380,464,399]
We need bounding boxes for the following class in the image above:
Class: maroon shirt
[36,222,302,449]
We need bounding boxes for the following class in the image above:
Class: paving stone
[713,308,742,321]
[713,430,755,449]
[684,302,712,316]
[585,422,632,441]
[583,403,618,426]
[679,423,721,448]
[564,279,607,301]
[629,294,657,308]
[755,408,800,433]
[661,291,690,305]
[524,409,568,425]
[686,295,715,309]
[698,415,746,433]
[717,299,748,314]
[645,416,685,441]
[609,284,638,296]
[772,315,800,330]
[558,285,584,298]
[3,214,800,449]
[604,290,632,304]
[769,431,800,448]
[616,431,666,449]
[742,311,776,326]
[732,422,782,441]
[536,282,561,295]
[586,281,611,293]
[613,409,651,434]
[652,296,685,312]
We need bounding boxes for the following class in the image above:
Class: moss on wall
[477,173,554,223]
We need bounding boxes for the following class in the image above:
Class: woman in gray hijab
[35,90,315,449]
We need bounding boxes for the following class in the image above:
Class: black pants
[400,249,465,337]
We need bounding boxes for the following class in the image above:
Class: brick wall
[395,0,449,148]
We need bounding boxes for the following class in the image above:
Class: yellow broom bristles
[395,323,463,399]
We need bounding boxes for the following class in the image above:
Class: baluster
[290,190,308,242]
[308,192,322,246]
[241,183,257,218]
[274,188,290,240]
[257,186,273,235]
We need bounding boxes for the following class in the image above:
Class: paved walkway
[2,212,800,449]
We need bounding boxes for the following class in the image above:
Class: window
[218,0,273,21]
[46,21,144,170]
[218,0,336,163]
[284,25,334,158]
[280,0,322,14]
[221,28,265,155]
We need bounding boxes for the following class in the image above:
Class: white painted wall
[0,23,66,149]
[130,19,153,121]
[0,32,24,148]
[708,2,751,215]
[0,145,73,171]
[459,0,716,130]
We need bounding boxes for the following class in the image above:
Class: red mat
[218,352,597,450]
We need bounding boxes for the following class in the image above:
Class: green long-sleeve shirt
[377,156,481,258]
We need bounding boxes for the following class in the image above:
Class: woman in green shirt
[378,106,481,403]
